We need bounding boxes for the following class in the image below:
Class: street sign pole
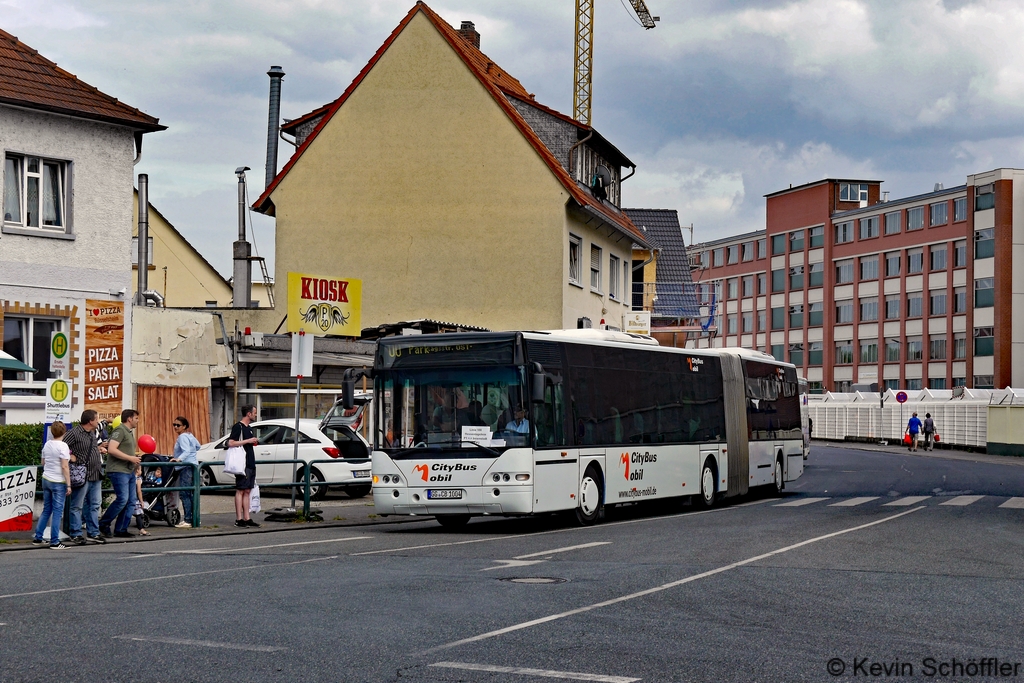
[289,330,314,510]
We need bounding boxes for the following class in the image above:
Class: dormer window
[839,182,868,202]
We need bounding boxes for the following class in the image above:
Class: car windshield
[378,366,528,456]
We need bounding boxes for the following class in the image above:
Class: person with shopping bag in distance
[227,405,260,528]
[905,411,922,452]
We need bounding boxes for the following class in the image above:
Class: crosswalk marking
[829,497,879,507]
[999,497,1024,509]
[940,495,985,506]
[883,496,932,506]
[775,497,829,507]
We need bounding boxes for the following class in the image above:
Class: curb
[812,439,1024,468]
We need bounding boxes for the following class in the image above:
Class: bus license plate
[427,489,463,500]
[353,470,370,478]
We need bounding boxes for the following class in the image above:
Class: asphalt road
[2,443,1023,683]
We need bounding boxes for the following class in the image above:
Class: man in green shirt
[99,409,141,538]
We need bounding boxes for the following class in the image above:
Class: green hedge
[0,423,44,468]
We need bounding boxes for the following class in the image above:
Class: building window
[975,228,995,259]
[790,230,804,251]
[860,341,878,364]
[835,259,854,284]
[885,251,901,277]
[771,307,785,330]
[835,341,854,364]
[789,304,803,328]
[929,335,947,360]
[907,248,924,274]
[954,197,967,222]
[789,344,804,366]
[789,266,804,290]
[808,261,824,287]
[713,248,724,267]
[907,292,923,318]
[954,240,967,267]
[885,294,901,319]
[907,206,925,231]
[727,278,738,298]
[835,221,854,244]
[974,327,994,356]
[929,290,947,316]
[860,297,878,322]
[929,378,946,390]
[590,245,602,291]
[974,375,995,389]
[1,315,63,389]
[742,276,754,297]
[742,312,754,333]
[885,338,900,362]
[809,226,824,248]
[771,344,785,362]
[907,336,923,361]
[953,377,966,387]
[757,273,767,295]
[727,245,739,264]
[884,211,901,235]
[727,315,738,335]
[859,216,879,239]
[905,379,923,391]
[884,379,901,391]
[130,236,154,267]
[975,183,995,211]
[930,201,948,226]
[700,251,710,268]
[808,301,823,326]
[835,300,854,324]
[3,154,70,232]
[930,245,947,271]
[758,310,766,332]
[809,341,823,365]
[757,239,766,258]
[609,255,621,300]
[205,300,218,308]
[569,234,582,285]
[771,269,785,293]
[840,183,868,202]
[975,278,995,308]
[953,333,967,360]
[860,255,878,280]
[953,286,967,313]
[771,234,786,255]
[742,242,754,262]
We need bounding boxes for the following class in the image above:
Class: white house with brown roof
[256,2,649,333]
[0,27,164,424]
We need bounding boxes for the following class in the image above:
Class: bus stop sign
[896,391,908,403]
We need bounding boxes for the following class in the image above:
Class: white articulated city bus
[366,329,804,527]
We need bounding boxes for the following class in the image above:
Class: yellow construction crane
[573,0,657,125]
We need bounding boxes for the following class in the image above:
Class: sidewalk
[812,438,1024,468]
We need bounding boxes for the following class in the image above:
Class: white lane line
[0,555,336,600]
[884,496,931,506]
[999,497,1024,509]
[114,635,285,653]
[514,542,611,560]
[774,497,829,507]
[940,495,984,506]
[123,553,166,559]
[430,661,639,682]
[480,559,547,572]
[182,536,370,554]
[421,506,925,654]
[829,497,879,507]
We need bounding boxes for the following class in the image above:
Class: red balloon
[138,434,157,454]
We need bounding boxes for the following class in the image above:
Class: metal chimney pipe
[136,174,149,305]
[233,167,252,308]
[265,66,285,190]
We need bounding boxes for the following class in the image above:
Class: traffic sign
[45,378,72,421]
[895,391,908,404]
[50,331,69,373]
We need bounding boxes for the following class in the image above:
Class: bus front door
[533,449,580,513]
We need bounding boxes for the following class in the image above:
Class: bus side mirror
[531,363,546,403]
[342,380,355,410]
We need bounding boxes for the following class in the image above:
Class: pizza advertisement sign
[85,299,125,422]
[0,466,37,532]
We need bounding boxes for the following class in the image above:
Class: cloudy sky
[5,0,1024,275]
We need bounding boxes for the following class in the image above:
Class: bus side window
[533,376,566,447]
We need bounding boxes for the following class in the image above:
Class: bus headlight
[492,473,501,482]
[502,473,511,482]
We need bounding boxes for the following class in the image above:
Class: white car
[197,418,372,500]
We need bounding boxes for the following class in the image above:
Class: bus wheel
[774,456,785,495]
[575,466,604,526]
[436,514,470,529]
[695,459,717,509]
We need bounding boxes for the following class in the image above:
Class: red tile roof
[255,2,646,247]
[0,28,164,131]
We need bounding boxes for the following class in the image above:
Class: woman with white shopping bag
[226,404,260,528]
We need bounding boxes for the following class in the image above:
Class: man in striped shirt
[65,410,107,545]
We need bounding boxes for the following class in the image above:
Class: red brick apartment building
[688,168,1024,392]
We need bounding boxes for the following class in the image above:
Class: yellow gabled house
[255,2,650,332]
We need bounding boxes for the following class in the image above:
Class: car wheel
[346,485,371,499]
[435,514,470,529]
[297,468,328,501]
[200,466,215,488]
[774,455,785,495]
[575,464,604,526]
[695,458,717,509]
[166,507,182,527]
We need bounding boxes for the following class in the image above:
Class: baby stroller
[138,454,183,527]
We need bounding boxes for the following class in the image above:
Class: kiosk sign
[287,272,362,336]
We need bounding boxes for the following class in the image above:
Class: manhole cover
[500,577,567,584]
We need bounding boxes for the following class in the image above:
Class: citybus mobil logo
[622,451,656,481]
[686,356,703,372]
[413,463,478,482]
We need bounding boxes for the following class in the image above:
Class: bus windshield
[377,366,528,455]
